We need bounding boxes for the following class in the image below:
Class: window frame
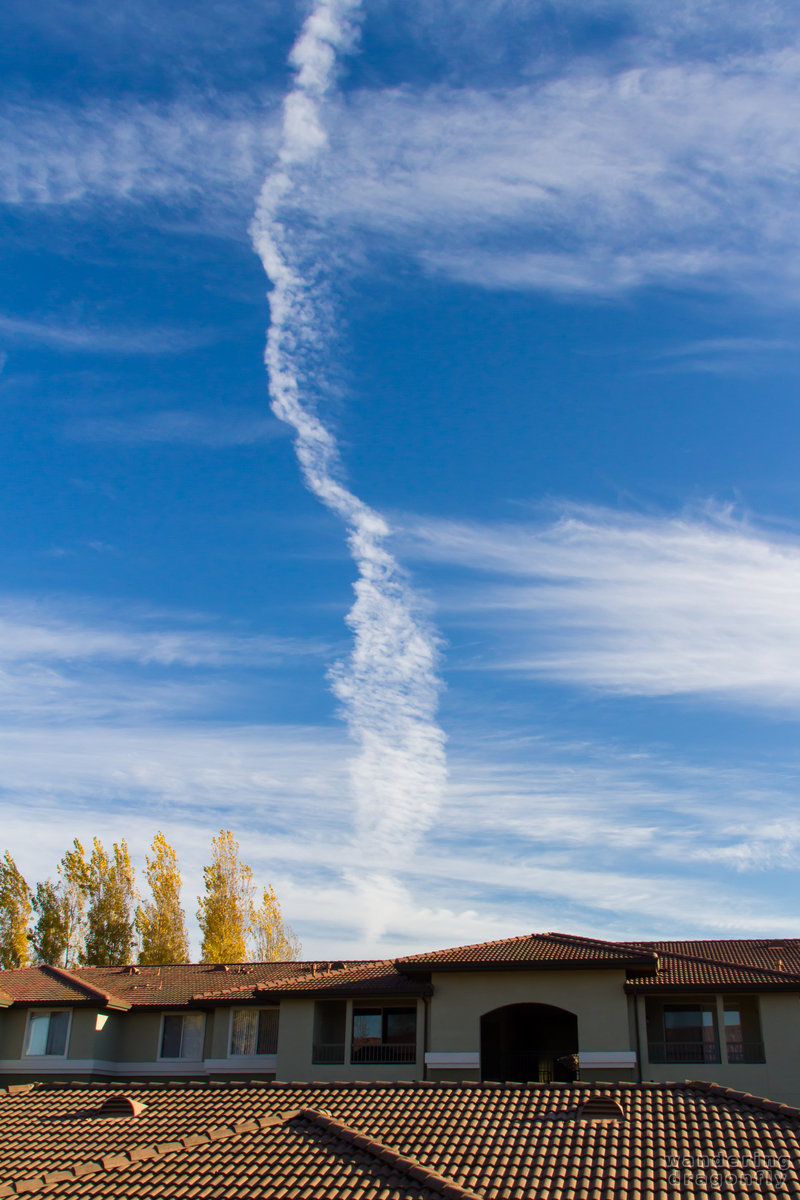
[227,1006,280,1058]
[157,1011,206,1062]
[23,1008,72,1059]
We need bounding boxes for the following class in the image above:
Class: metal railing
[725,1040,765,1064]
[312,1043,345,1064]
[648,1040,721,1064]
[351,1043,416,1064]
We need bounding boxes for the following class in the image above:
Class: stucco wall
[0,1008,30,1059]
[428,969,632,1058]
[67,1009,97,1060]
[275,997,423,1083]
[636,993,800,1107]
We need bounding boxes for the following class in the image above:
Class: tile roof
[396,931,659,971]
[1,1078,799,1198]
[193,961,430,1003]
[626,939,800,991]
[0,962,317,1010]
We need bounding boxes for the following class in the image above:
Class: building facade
[1,931,799,1104]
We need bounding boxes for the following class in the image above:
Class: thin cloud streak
[70,409,287,447]
[405,506,800,707]
[250,0,447,936]
[0,315,211,355]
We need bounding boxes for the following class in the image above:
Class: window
[229,1009,279,1056]
[645,997,720,1063]
[313,1000,346,1064]
[351,1006,416,1064]
[724,997,765,1063]
[25,1010,70,1057]
[160,1013,205,1060]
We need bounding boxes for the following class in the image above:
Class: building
[0,931,799,1104]
[1,1077,799,1198]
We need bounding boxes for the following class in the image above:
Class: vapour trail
[250,1,447,931]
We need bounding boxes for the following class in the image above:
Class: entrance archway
[480,1003,578,1082]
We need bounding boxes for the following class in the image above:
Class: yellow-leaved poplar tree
[0,852,32,969]
[197,830,254,963]
[250,884,301,962]
[83,839,136,966]
[136,832,190,965]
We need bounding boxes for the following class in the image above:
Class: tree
[0,853,32,968]
[250,884,301,961]
[58,839,91,968]
[83,839,136,966]
[29,879,71,967]
[197,830,254,963]
[136,832,190,965]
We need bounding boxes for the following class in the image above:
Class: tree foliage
[136,832,190,965]
[58,840,92,968]
[0,853,32,969]
[250,884,302,962]
[82,839,136,966]
[29,879,71,967]
[197,830,254,963]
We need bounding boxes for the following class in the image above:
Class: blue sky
[3,0,800,958]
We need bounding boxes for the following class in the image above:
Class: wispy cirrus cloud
[403,505,800,708]
[0,314,212,355]
[69,409,287,447]
[0,97,279,210]
[301,48,800,299]
[4,40,800,305]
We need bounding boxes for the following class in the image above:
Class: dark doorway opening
[480,1003,579,1082]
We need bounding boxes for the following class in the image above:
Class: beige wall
[0,1008,30,1059]
[276,997,422,1083]
[636,992,800,1107]
[428,969,632,1057]
[115,1011,164,1062]
[66,1009,97,1060]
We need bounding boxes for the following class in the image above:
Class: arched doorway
[480,1003,579,1082]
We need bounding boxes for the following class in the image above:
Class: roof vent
[579,1096,624,1121]
[96,1095,145,1119]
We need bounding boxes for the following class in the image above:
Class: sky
[2,0,800,959]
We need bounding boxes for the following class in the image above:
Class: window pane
[161,1015,184,1058]
[231,1010,258,1056]
[385,1009,416,1044]
[257,1010,279,1055]
[314,1001,346,1045]
[352,1010,382,1047]
[46,1010,69,1055]
[26,1013,49,1056]
[181,1013,205,1060]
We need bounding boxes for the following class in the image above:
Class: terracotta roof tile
[396,931,658,971]
[1,1079,798,1198]
[626,938,800,991]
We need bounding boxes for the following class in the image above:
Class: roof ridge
[542,931,658,959]
[41,965,131,1011]
[299,1107,485,1200]
[396,930,657,964]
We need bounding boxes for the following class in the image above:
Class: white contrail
[250,1,447,928]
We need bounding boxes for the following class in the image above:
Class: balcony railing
[312,1043,345,1065]
[725,1040,765,1064]
[648,1040,721,1064]
[351,1043,416,1065]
